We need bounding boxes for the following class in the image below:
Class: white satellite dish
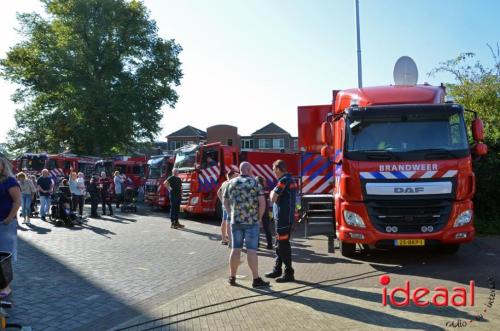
[393,56,418,86]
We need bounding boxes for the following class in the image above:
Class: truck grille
[181,182,191,205]
[366,199,452,234]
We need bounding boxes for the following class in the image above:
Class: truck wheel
[439,244,460,254]
[340,241,356,257]
[215,200,223,220]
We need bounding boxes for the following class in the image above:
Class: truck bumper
[181,194,215,215]
[338,200,475,246]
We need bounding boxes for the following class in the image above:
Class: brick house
[165,125,207,153]
[206,125,239,147]
[249,122,298,153]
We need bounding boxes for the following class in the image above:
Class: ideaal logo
[379,275,475,307]
[379,275,496,327]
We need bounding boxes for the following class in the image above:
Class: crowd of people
[1,152,297,300]
[0,153,140,299]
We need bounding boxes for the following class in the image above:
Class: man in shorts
[224,162,269,288]
[217,170,239,245]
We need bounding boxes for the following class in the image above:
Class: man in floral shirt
[224,162,269,288]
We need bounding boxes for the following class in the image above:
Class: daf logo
[394,187,424,194]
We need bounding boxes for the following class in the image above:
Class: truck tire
[439,243,460,254]
[340,241,356,257]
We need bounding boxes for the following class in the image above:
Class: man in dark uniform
[164,168,184,229]
[99,171,113,216]
[265,159,297,283]
[87,176,100,218]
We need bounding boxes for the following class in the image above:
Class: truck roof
[335,84,445,113]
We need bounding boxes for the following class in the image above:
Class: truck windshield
[174,145,198,171]
[346,111,469,160]
[149,166,162,178]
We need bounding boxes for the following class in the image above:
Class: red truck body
[145,155,174,208]
[95,157,147,190]
[173,142,299,217]
[16,153,81,178]
[298,105,335,195]
[300,84,486,255]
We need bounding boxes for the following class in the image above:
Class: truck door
[199,147,221,192]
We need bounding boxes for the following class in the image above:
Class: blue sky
[0,0,498,142]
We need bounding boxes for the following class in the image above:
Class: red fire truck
[145,155,174,208]
[309,84,487,256]
[16,153,80,178]
[172,142,299,218]
[94,156,147,189]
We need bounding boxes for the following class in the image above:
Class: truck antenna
[355,0,363,88]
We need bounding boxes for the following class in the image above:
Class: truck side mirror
[471,118,485,142]
[321,122,334,145]
[472,143,488,157]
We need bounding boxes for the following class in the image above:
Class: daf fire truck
[145,155,174,208]
[173,142,299,218]
[312,84,487,256]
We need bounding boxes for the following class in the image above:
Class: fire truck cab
[319,84,487,256]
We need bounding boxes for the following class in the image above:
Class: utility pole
[355,0,363,88]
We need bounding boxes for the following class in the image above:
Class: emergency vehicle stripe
[263,164,277,179]
[302,155,323,174]
[432,170,448,179]
[371,172,386,180]
[402,171,416,178]
[309,161,331,181]
[315,172,334,193]
[252,165,265,178]
[360,172,374,179]
[256,164,274,181]
[206,167,218,181]
[391,171,407,179]
[360,170,458,180]
[443,170,458,178]
[421,171,437,178]
[302,176,322,193]
[383,172,398,179]
[301,153,314,169]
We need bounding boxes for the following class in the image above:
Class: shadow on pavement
[10,237,153,331]
[178,227,222,242]
[67,222,117,238]
[115,270,444,331]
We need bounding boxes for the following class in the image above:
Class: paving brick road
[6,204,500,331]
[114,231,500,331]
[9,206,231,330]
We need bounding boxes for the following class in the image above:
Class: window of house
[259,139,272,149]
[227,139,233,146]
[272,138,284,149]
[293,139,298,150]
[241,139,253,149]
[170,141,182,150]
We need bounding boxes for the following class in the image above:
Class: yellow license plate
[395,239,425,246]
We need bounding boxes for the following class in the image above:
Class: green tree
[1,0,182,155]
[431,44,500,233]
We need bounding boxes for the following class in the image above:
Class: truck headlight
[190,197,199,205]
[454,210,473,227]
[343,210,366,228]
